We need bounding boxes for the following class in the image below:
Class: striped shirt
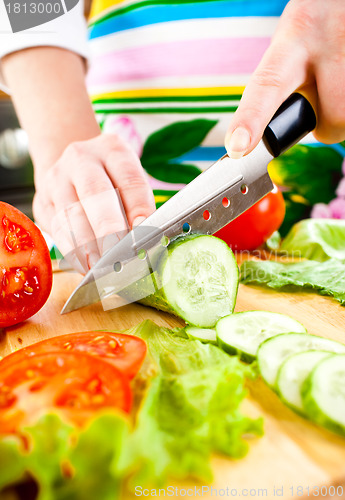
[86,0,290,205]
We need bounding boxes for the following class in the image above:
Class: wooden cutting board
[2,265,345,500]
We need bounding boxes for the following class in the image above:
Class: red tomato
[0,352,132,434]
[0,202,52,327]
[215,185,285,251]
[0,332,147,379]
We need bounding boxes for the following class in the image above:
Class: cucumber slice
[216,311,306,362]
[277,351,331,414]
[185,326,217,344]
[157,235,239,328]
[257,333,345,388]
[302,355,345,436]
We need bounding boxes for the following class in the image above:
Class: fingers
[313,57,345,144]
[51,179,101,273]
[101,136,156,228]
[225,39,309,158]
[33,134,155,274]
[69,154,129,254]
[32,192,55,234]
[225,0,345,155]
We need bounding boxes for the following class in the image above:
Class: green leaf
[120,321,263,489]
[141,119,217,165]
[25,414,74,500]
[240,258,345,305]
[57,414,127,500]
[0,413,128,500]
[279,195,311,237]
[145,162,201,184]
[280,219,345,261]
[153,189,179,197]
[0,436,26,490]
[270,145,343,205]
[265,231,281,251]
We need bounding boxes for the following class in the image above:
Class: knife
[61,93,316,314]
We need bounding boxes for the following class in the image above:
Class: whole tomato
[215,185,285,251]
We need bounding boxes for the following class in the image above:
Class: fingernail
[132,216,146,228]
[225,127,251,159]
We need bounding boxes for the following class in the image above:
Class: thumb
[225,40,308,159]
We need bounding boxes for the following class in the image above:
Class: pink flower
[310,203,333,218]
[336,177,345,198]
[328,197,345,219]
[102,115,143,156]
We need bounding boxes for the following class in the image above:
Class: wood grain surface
[2,265,345,500]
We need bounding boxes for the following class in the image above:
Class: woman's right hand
[33,134,156,273]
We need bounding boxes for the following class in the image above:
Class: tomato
[0,202,52,327]
[0,352,132,434]
[215,185,285,251]
[0,332,147,379]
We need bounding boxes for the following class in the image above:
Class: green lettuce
[0,413,127,500]
[118,321,262,487]
[240,258,345,305]
[0,321,262,499]
[279,219,345,261]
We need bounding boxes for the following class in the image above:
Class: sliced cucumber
[302,354,345,436]
[216,311,306,362]
[185,326,217,344]
[277,351,331,414]
[257,333,345,388]
[142,235,239,328]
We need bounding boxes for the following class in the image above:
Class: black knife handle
[263,93,316,158]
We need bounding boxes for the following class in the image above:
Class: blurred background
[0,90,34,218]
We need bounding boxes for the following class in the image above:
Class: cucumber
[276,351,331,414]
[302,354,345,436]
[139,235,239,328]
[216,311,306,362]
[257,333,345,388]
[185,326,217,344]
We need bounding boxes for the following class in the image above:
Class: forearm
[2,47,100,176]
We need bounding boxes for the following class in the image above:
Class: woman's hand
[2,48,155,273]
[33,134,155,273]
[225,0,345,159]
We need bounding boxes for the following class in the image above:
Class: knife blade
[61,93,316,314]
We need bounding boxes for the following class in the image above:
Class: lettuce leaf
[118,321,262,487]
[279,219,345,262]
[0,413,127,500]
[0,321,262,499]
[240,258,345,305]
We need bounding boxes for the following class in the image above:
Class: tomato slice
[0,202,52,327]
[0,332,147,379]
[0,352,132,434]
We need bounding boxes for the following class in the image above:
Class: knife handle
[263,93,317,158]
